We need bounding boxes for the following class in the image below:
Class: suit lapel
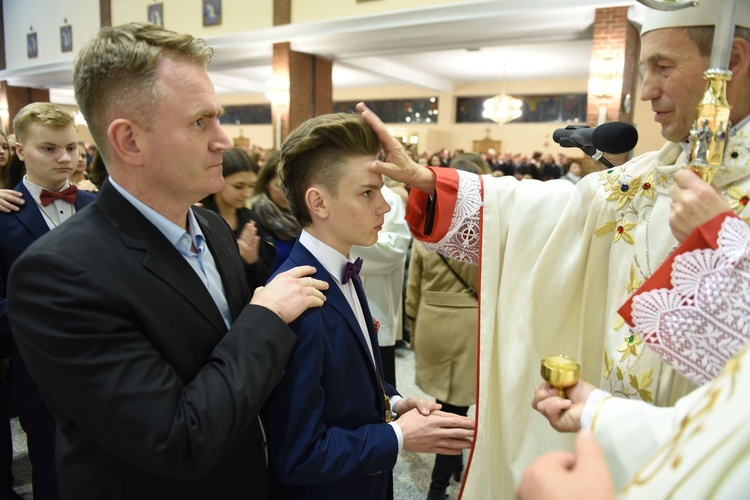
[351,276,387,378]
[12,183,49,240]
[96,182,228,337]
[194,208,248,320]
[289,241,381,377]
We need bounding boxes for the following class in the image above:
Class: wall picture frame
[203,0,222,27]
[60,25,73,53]
[148,3,164,27]
[27,32,38,58]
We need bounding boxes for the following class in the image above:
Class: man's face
[640,28,710,142]
[16,123,77,190]
[135,57,232,206]
[318,155,391,255]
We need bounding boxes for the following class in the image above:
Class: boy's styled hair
[279,113,381,227]
[13,102,75,143]
[73,22,213,161]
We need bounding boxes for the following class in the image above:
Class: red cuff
[405,167,460,243]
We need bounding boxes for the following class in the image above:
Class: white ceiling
[0,0,648,105]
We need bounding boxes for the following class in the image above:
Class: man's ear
[107,118,144,167]
[305,186,329,221]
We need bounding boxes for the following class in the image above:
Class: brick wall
[584,7,640,171]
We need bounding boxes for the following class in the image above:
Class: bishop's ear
[729,37,750,78]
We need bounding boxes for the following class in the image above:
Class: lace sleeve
[422,170,482,264]
[631,216,750,386]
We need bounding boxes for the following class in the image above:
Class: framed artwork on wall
[203,0,222,26]
[27,33,38,58]
[60,25,73,53]
[148,3,164,27]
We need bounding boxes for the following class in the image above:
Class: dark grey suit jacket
[8,180,296,499]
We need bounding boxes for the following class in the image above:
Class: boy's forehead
[338,154,381,183]
[24,122,77,143]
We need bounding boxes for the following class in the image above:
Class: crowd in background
[405,146,584,184]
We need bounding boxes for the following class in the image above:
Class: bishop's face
[639,27,710,143]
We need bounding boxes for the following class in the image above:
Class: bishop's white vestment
[403,123,750,498]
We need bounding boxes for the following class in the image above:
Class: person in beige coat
[406,159,480,500]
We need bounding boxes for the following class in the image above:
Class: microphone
[553,122,638,155]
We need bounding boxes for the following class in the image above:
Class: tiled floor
[9,344,469,499]
[392,345,468,500]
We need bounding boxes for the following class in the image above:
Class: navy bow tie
[342,257,363,285]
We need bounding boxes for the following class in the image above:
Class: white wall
[3,0,100,70]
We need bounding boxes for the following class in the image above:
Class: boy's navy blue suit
[0,181,96,500]
[264,239,400,500]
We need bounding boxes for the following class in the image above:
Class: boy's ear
[305,186,329,220]
[15,142,25,162]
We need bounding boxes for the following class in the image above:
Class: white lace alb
[631,216,750,386]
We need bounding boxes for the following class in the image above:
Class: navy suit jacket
[0,182,96,338]
[263,239,400,500]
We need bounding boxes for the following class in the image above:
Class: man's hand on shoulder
[0,189,24,213]
[250,265,328,323]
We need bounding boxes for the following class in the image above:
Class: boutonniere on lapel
[371,316,380,334]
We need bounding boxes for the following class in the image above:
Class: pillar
[584,6,640,170]
[271,0,333,150]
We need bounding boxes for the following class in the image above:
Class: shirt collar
[108,177,205,251]
[299,229,351,285]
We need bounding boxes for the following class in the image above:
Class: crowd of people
[409,147,583,183]
[0,1,748,498]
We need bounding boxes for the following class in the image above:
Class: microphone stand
[578,144,616,170]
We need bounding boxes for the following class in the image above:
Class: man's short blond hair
[13,102,75,143]
[73,22,213,161]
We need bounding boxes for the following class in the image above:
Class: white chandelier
[482,93,523,125]
[483,63,522,125]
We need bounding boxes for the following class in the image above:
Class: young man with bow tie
[262,112,475,500]
[0,102,96,499]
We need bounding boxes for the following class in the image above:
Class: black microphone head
[592,122,638,154]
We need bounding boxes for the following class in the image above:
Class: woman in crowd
[0,131,10,189]
[201,147,275,290]
[428,153,442,168]
[69,142,99,193]
[248,151,300,272]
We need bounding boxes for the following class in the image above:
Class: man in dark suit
[262,113,475,499]
[6,23,328,500]
[0,102,97,499]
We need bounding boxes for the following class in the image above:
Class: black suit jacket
[7,181,297,499]
[200,197,276,290]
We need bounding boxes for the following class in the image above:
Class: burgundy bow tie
[40,185,78,207]
[342,257,363,285]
